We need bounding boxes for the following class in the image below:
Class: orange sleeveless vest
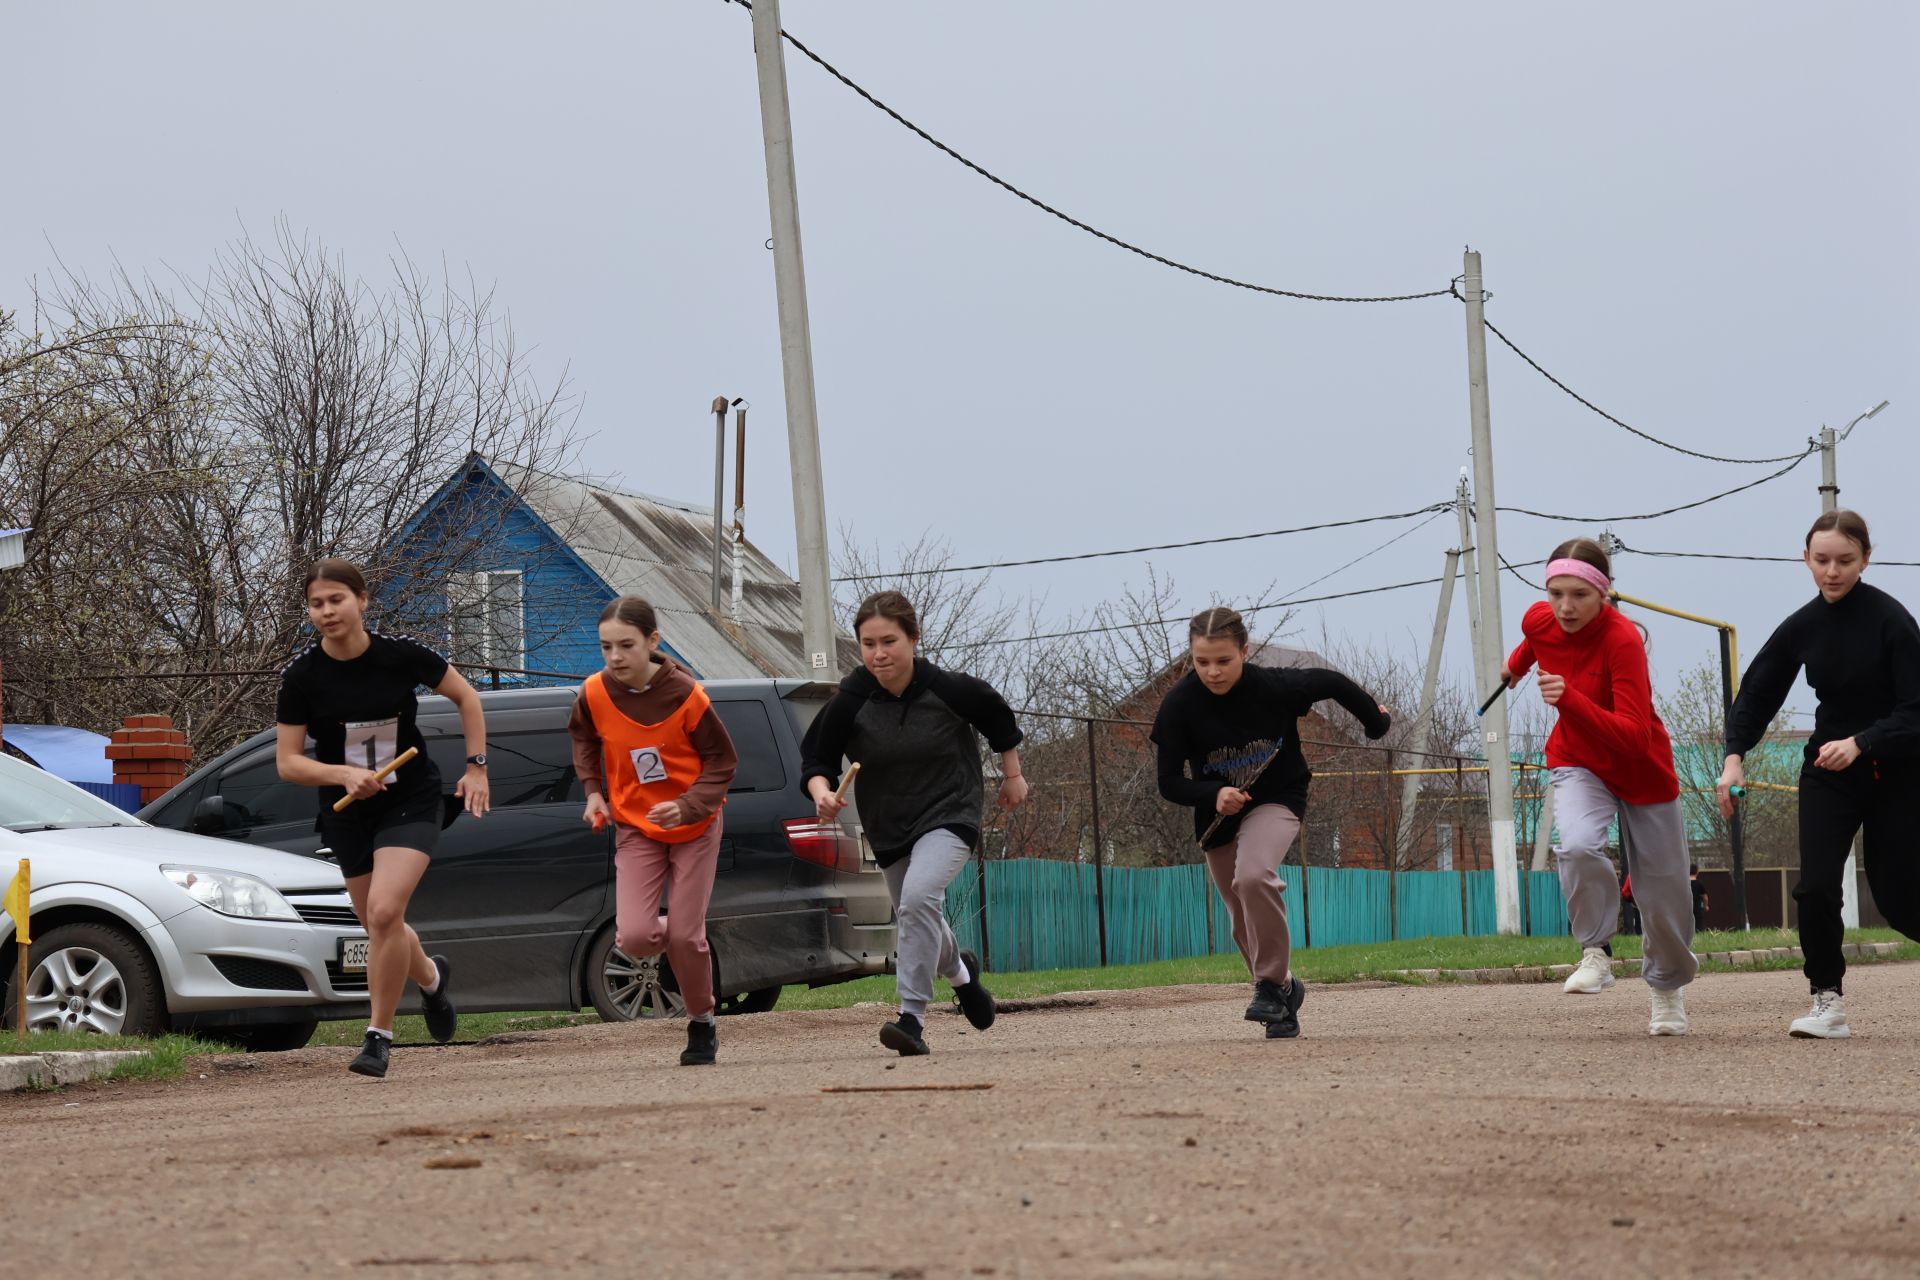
[582,671,722,843]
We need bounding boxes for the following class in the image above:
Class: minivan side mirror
[191,795,229,835]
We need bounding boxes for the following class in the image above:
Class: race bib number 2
[344,718,401,771]
[628,746,671,785]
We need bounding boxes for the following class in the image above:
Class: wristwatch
[466,754,488,767]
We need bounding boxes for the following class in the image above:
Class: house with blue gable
[376,456,853,686]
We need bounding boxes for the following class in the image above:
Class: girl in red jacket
[1503,538,1697,1035]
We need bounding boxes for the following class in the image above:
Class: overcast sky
[7,2,1915,721]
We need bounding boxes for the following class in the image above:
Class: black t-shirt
[1151,664,1391,849]
[276,632,450,806]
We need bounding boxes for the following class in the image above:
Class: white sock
[367,1026,393,1040]
[693,1012,715,1025]
[421,971,442,996]
[950,959,971,988]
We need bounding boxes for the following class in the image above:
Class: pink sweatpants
[1203,804,1301,987]
[613,817,723,1019]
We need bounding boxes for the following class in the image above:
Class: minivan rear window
[424,730,580,807]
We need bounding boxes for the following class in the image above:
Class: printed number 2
[629,747,670,784]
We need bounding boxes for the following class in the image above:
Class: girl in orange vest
[569,596,738,1065]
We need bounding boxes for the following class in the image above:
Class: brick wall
[107,714,191,804]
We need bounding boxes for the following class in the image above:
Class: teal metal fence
[945,860,1576,973]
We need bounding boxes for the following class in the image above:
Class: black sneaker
[954,948,996,1031]
[879,1012,930,1056]
[1244,979,1288,1023]
[1264,977,1307,1040]
[420,955,457,1044]
[680,1019,718,1066]
[348,1031,391,1078]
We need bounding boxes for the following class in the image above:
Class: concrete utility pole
[1461,249,1522,934]
[750,0,837,677]
[710,396,729,614]
[1396,548,1461,870]
[1816,398,1889,929]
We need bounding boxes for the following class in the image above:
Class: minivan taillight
[783,818,861,873]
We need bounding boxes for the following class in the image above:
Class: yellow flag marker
[5,859,28,1040]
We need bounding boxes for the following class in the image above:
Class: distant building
[378,456,853,685]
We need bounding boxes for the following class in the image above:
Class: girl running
[1718,510,1920,1038]
[569,596,737,1066]
[1501,538,1697,1034]
[1151,607,1391,1039]
[276,559,489,1078]
[801,591,1022,1057]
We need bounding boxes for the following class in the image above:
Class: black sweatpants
[1795,759,1920,993]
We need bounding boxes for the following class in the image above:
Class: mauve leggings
[614,817,723,1018]
[1204,804,1301,987]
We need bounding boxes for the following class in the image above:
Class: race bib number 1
[344,718,401,771]
[628,746,671,785]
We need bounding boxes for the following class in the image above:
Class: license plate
[338,938,369,973]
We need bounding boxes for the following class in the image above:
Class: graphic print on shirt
[628,746,672,785]
[1205,738,1281,788]
[343,717,401,771]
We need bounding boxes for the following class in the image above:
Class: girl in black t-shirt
[275,558,492,1078]
[1151,607,1391,1040]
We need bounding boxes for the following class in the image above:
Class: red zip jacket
[1506,601,1679,805]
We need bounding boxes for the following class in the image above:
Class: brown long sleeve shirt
[568,656,738,824]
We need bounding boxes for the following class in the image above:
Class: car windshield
[0,756,143,831]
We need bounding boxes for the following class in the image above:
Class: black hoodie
[800,658,1024,866]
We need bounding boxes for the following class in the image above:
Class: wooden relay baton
[332,746,420,812]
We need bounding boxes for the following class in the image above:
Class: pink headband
[1545,558,1611,596]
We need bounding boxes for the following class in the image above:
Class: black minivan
[140,679,895,1039]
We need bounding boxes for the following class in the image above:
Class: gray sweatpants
[1551,767,1698,991]
[882,828,974,1019]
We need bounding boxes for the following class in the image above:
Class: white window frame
[1435,822,1454,872]
[448,569,526,678]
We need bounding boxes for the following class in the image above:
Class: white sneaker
[1648,986,1689,1036]
[1789,990,1851,1039]
[1562,947,1616,995]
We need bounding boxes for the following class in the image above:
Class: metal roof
[490,461,854,680]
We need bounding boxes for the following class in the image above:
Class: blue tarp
[2,724,114,783]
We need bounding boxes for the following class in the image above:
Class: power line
[1270,509,1448,601]
[1615,541,1920,568]
[832,503,1451,583]
[1480,318,1813,466]
[723,0,1453,305]
[1495,446,1814,523]
[1498,554,1543,593]
[942,559,1550,651]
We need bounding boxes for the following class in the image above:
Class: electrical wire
[1481,319,1813,466]
[722,0,1453,305]
[832,503,1451,583]
[1495,447,1815,523]
[1614,541,1920,568]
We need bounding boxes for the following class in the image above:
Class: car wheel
[584,926,687,1022]
[13,923,167,1038]
[716,986,780,1016]
[204,1018,320,1052]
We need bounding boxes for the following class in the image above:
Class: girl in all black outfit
[1719,511,1920,1038]
[276,559,491,1077]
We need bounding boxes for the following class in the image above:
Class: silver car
[0,754,369,1050]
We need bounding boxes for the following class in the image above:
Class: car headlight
[161,866,300,922]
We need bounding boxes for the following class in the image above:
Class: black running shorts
[320,772,444,879]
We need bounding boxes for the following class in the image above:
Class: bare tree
[1,224,583,758]
[1655,659,1799,868]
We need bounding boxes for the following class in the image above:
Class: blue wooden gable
[377,457,701,685]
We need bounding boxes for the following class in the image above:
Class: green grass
[5,1030,237,1085]
[316,928,1920,1044]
